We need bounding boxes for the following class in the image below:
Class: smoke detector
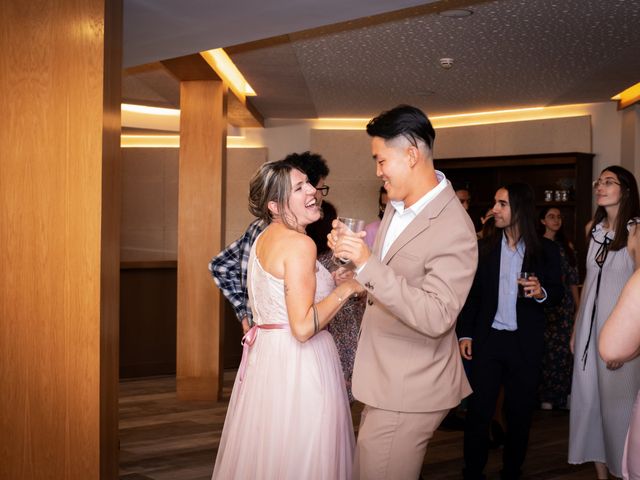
[439,57,454,69]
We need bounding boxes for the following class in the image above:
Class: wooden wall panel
[0,0,121,478]
[177,81,227,401]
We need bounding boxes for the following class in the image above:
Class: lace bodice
[247,241,335,326]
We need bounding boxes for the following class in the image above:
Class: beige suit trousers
[353,404,448,480]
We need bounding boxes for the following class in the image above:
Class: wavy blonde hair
[248,160,301,230]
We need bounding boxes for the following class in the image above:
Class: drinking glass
[517,272,535,298]
[332,217,366,267]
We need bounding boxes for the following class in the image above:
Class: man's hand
[518,275,545,300]
[328,219,370,268]
[241,317,250,334]
[459,339,473,360]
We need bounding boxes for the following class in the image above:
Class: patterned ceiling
[123,0,640,121]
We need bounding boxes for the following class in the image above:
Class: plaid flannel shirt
[208,219,266,324]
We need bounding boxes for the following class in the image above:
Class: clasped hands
[327,219,371,269]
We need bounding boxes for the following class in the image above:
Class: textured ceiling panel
[124,0,640,120]
[283,0,640,117]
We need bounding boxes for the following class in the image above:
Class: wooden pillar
[177,80,227,401]
[0,0,122,479]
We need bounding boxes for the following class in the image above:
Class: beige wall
[121,148,178,261]
[121,147,266,261]
[123,102,640,258]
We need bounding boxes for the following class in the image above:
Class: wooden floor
[119,373,594,480]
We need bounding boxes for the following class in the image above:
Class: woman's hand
[606,360,623,370]
[332,267,354,286]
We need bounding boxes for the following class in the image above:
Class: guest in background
[307,201,366,403]
[457,183,563,479]
[455,185,472,212]
[569,165,640,480]
[477,208,496,240]
[538,206,580,410]
[599,268,640,480]
[363,186,387,248]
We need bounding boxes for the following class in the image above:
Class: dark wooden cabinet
[435,152,594,280]
[120,261,244,378]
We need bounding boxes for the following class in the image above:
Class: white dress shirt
[380,171,448,260]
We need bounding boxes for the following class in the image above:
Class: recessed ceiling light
[438,9,473,18]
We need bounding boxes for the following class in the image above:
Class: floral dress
[318,250,366,403]
[539,242,579,409]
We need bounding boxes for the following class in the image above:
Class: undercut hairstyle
[284,151,330,187]
[591,165,640,251]
[366,104,436,151]
[248,160,300,230]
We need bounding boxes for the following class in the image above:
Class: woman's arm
[284,235,363,342]
[628,221,640,270]
[599,269,640,363]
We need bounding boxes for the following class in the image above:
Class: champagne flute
[332,216,365,268]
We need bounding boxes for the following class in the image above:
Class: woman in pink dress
[211,159,362,480]
[600,266,640,479]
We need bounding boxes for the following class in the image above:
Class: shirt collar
[389,170,448,216]
[501,232,525,255]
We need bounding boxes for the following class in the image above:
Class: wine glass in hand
[332,217,365,268]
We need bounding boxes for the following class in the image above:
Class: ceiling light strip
[200,49,256,103]
[312,104,594,130]
[121,134,257,149]
[611,82,640,110]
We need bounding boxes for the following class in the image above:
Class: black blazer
[457,236,563,364]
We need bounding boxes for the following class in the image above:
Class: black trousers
[463,329,541,480]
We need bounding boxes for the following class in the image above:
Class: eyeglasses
[593,179,620,189]
[316,185,330,197]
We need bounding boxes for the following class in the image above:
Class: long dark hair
[482,183,541,264]
[306,201,337,255]
[538,206,576,267]
[591,165,640,251]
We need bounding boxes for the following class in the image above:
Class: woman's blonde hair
[248,160,301,230]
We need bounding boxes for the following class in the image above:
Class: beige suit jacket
[352,183,477,413]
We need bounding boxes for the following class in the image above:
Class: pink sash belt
[238,323,289,382]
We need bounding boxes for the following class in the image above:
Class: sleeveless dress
[211,241,355,480]
[569,223,640,477]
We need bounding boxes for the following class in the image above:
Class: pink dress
[211,241,355,480]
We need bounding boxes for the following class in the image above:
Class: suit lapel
[372,205,393,259]
[381,183,455,264]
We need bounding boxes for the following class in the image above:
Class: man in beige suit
[331,105,478,479]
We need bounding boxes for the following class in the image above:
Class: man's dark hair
[306,201,337,255]
[284,151,330,187]
[366,105,435,151]
[483,183,541,264]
